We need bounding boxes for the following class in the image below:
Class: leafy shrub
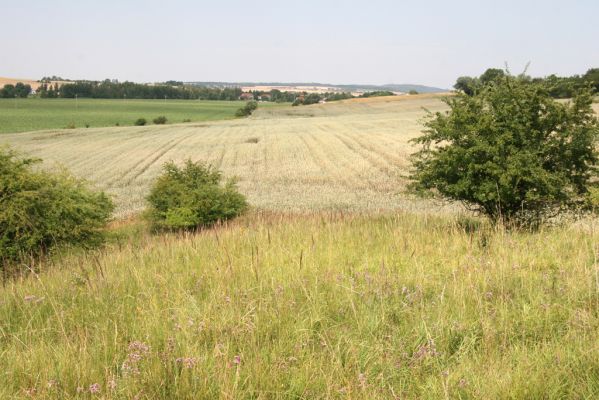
[0,148,114,271]
[66,122,76,129]
[235,108,249,117]
[153,116,168,124]
[146,160,247,230]
[589,187,599,212]
[246,101,258,111]
[235,101,258,117]
[410,74,599,226]
[409,90,419,95]
[360,91,394,98]
[134,118,147,126]
[182,119,191,123]
[245,137,259,144]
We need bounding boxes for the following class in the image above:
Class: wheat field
[1,95,451,217]
[4,95,596,217]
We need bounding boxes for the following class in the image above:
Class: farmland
[1,95,453,217]
[0,98,281,134]
[2,93,599,399]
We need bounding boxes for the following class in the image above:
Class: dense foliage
[0,148,113,271]
[235,101,258,117]
[146,160,247,230]
[455,67,598,98]
[411,75,599,225]
[360,90,395,98]
[0,82,32,98]
[153,116,167,124]
[37,80,244,100]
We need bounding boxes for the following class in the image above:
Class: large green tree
[411,75,599,226]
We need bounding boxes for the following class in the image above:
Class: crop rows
[3,96,452,216]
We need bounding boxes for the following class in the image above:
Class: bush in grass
[146,160,247,230]
[153,116,168,124]
[410,73,599,226]
[0,148,114,271]
[235,101,258,117]
[134,118,147,126]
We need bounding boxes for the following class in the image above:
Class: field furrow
[1,95,454,216]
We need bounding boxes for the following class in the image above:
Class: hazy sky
[1,0,597,88]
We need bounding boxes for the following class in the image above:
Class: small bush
[85,123,90,128]
[589,186,599,213]
[0,148,113,272]
[246,101,258,111]
[153,116,168,125]
[134,118,147,126]
[182,119,191,123]
[245,137,259,144]
[235,108,251,117]
[235,101,258,117]
[66,122,76,129]
[115,122,120,126]
[146,160,247,230]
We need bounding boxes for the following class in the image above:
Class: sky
[1,0,598,88]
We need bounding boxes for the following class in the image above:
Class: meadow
[0,95,453,217]
[2,212,599,399]
[0,98,283,134]
[2,94,599,399]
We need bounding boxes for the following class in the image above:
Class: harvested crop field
[2,95,452,217]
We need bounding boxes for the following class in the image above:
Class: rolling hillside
[1,95,451,217]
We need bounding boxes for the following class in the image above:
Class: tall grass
[1,212,598,398]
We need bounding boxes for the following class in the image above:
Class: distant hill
[187,81,448,93]
[335,83,447,93]
[0,77,71,90]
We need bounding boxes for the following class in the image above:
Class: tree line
[0,83,32,98]
[37,81,244,100]
[3,79,402,103]
[454,67,599,98]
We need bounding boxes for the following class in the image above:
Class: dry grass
[1,96,451,217]
[3,95,595,218]
[2,212,599,399]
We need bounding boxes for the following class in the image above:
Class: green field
[0,98,282,134]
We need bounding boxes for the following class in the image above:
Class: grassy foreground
[0,98,280,134]
[2,212,599,399]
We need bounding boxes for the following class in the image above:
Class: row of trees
[35,81,240,100]
[0,83,32,98]
[37,81,244,100]
[33,80,401,104]
[5,80,404,103]
[454,68,599,98]
[290,91,395,106]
